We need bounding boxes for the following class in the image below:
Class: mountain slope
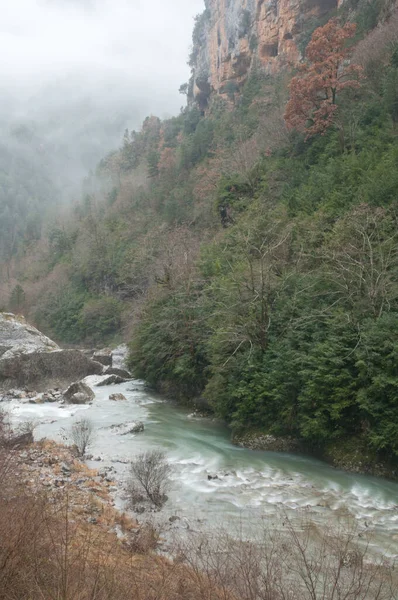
[3,0,398,473]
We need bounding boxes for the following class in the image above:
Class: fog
[0,0,204,201]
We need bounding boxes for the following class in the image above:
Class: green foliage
[189,9,211,67]
[9,284,26,313]
[224,81,239,101]
[8,8,398,471]
[355,0,384,34]
[147,150,160,178]
[249,35,258,52]
[383,64,398,123]
[356,314,398,455]
[178,118,214,169]
[48,227,76,264]
[36,286,88,344]
[239,10,251,38]
[128,291,208,399]
[36,286,122,345]
[183,107,202,135]
[215,175,253,224]
[79,296,123,344]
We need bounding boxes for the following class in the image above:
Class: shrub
[79,296,122,343]
[128,450,172,508]
[69,418,95,457]
[8,284,26,313]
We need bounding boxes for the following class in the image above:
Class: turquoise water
[8,377,398,556]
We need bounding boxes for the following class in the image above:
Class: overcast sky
[0,0,205,121]
[0,0,205,191]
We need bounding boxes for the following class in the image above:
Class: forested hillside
[3,0,398,467]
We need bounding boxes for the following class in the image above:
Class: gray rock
[61,463,71,477]
[169,515,180,523]
[104,367,132,379]
[96,375,128,386]
[232,432,302,453]
[0,313,103,387]
[110,421,144,435]
[63,381,94,404]
[109,393,127,401]
[92,349,112,367]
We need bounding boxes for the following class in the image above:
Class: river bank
[5,377,398,560]
[232,428,398,481]
[5,415,398,600]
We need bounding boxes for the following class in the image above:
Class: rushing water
[7,376,398,557]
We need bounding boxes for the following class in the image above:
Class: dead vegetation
[128,449,172,508]
[0,431,397,600]
[171,515,398,600]
[69,417,95,457]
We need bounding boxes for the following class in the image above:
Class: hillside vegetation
[3,0,398,468]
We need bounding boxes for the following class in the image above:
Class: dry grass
[0,437,397,600]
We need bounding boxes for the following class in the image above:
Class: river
[7,376,398,557]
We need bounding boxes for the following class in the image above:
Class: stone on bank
[0,313,103,389]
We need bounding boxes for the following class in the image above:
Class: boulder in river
[110,422,144,435]
[104,366,132,379]
[96,375,128,386]
[0,313,104,389]
[109,393,127,401]
[63,381,95,404]
[92,349,112,367]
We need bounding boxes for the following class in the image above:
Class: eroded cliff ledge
[191,0,340,108]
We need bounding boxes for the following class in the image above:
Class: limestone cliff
[190,0,339,108]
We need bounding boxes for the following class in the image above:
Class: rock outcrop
[63,381,95,405]
[110,422,145,435]
[0,313,103,388]
[191,0,340,107]
[92,349,113,366]
[104,367,132,379]
[232,430,302,452]
[96,375,128,386]
[109,393,127,401]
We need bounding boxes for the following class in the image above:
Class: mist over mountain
[0,0,203,261]
[0,0,204,200]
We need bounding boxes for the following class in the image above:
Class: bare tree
[0,408,9,447]
[172,513,398,600]
[128,450,172,508]
[69,418,95,457]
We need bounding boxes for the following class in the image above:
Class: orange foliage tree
[285,18,363,137]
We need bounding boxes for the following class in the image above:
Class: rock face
[0,313,103,388]
[0,312,59,357]
[63,381,95,404]
[191,0,340,107]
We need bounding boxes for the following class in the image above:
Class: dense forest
[3,0,398,468]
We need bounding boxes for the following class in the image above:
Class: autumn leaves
[285,18,363,137]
